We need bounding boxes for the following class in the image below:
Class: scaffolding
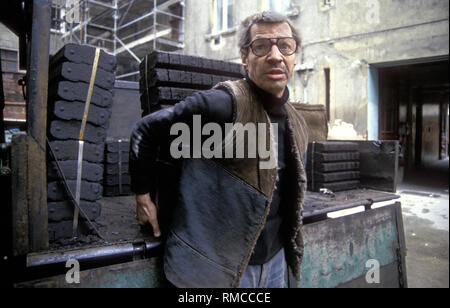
[51,0,185,81]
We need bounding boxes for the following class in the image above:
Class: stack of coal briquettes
[46,43,117,241]
[139,50,244,116]
[103,138,132,197]
[306,141,361,192]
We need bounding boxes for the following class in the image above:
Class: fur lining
[285,116,307,281]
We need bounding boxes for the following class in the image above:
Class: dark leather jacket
[130,79,309,287]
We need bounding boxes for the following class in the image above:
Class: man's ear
[241,54,248,72]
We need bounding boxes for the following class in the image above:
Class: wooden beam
[25,0,50,252]
[11,134,29,256]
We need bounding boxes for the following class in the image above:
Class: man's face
[241,22,297,98]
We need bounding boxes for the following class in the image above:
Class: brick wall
[2,71,25,122]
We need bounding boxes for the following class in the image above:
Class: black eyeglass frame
[245,37,298,57]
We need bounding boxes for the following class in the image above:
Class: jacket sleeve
[129,88,234,194]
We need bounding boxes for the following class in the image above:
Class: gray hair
[237,11,301,57]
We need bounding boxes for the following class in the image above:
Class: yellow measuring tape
[73,47,101,237]
[78,48,101,140]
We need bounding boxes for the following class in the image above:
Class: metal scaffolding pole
[113,0,117,54]
[52,0,185,81]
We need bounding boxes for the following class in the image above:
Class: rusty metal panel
[11,133,51,255]
[13,200,406,288]
[357,140,399,192]
[26,136,49,251]
[336,263,399,288]
[303,188,399,222]
[299,202,407,288]
[10,134,29,256]
[15,258,167,288]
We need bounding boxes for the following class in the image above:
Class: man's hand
[135,193,161,238]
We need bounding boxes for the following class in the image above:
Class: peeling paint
[299,206,400,288]
[328,119,365,140]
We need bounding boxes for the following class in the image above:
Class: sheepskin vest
[163,79,308,288]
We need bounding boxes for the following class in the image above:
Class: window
[1,49,18,73]
[262,0,291,13]
[50,1,67,33]
[319,0,335,10]
[214,0,234,33]
[51,6,61,30]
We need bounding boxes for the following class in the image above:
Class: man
[130,11,309,288]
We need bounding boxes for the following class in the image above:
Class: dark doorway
[378,60,449,169]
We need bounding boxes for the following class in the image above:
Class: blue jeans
[238,248,287,288]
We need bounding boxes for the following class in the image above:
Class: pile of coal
[306,141,360,192]
[103,138,132,196]
[46,43,117,241]
[137,52,245,231]
[139,51,244,116]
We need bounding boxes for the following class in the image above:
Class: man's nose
[267,44,283,61]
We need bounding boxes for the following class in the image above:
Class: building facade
[184,0,449,167]
[1,0,448,167]
[0,23,26,129]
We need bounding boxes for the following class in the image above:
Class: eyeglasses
[246,37,297,57]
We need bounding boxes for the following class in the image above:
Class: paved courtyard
[398,158,449,288]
